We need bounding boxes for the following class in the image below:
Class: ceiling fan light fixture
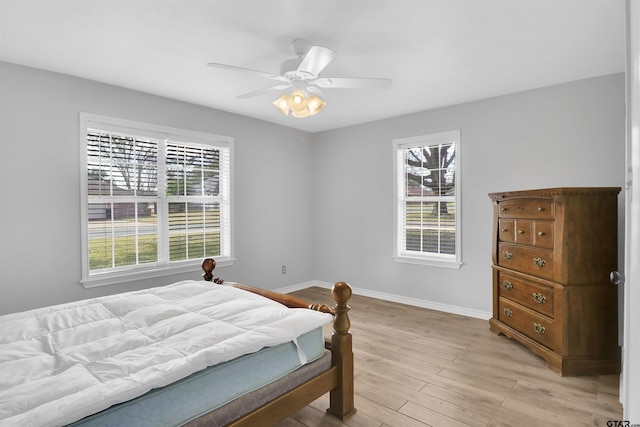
[272,89,327,118]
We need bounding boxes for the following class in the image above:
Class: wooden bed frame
[200,258,356,426]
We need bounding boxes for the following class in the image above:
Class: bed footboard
[201,258,356,424]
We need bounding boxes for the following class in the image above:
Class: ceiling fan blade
[207,63,289,82]
[236,84,291,99]
[305,85,326,100]
[312,77,392,89]
[297,46,336,76]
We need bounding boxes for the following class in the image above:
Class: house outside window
[393,130,461,269]
[80,114,233,287]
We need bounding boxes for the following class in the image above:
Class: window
[80,114,233,286]
[393,130,461,268]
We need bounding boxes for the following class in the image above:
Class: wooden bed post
[201,258,224,284]
[202,258,216,281]
[327,281,356,419]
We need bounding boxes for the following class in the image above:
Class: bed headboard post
[201,258,216,281]
[327,281,356,419]
[201,258,224,284]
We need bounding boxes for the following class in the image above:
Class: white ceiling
[0,0,626,133]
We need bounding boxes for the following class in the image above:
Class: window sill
[81,257,236,288]
[392,255,462,269]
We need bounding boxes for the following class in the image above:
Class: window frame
[392,130,462,269]
[79,113,234,287]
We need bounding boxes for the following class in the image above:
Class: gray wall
[0,62,315,314]
[311,74,626,313]
[0,61,626,316]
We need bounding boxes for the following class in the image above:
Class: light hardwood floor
[276,287,623,427]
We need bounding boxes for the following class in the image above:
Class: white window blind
[80,114,233,286]
[165,142,226,262]
[393,130,462,269]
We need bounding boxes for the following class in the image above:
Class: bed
[0,259,355,426]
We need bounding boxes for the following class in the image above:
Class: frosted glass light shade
[273,95,290,115]
[306,95,326,116]
[292,108,310,118]
[287,90,307,112]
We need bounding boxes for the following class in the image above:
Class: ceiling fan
[207,39,392,118]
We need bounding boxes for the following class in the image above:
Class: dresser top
[488,187,621,201]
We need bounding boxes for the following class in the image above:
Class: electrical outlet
[281,265,286,274]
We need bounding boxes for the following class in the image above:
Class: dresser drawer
[496,271,554,317]
[498,297,559,352]
[498,198,554,219]
[532,220,554,249]
[498,243,554,280]
[513,219,533,245]
[498,219,515,243]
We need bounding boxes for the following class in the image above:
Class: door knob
[610,271,624,285]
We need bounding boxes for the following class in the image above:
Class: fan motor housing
[280,58,314,80]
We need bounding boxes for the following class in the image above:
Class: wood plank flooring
[275,287,623,427]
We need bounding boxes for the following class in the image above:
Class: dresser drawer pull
[502,228,509,232]
[532,292,547,304]
[538,207,545,212]
[537,231,545,236]
[503,308,513,317]
[503,280,513,290]
[503,251,513,260]
[533,323,546,334]
[533,257,546,267]
[501,207,508,212]
[518,229,525,235]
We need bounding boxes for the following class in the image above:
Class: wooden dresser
[488,187,621,376]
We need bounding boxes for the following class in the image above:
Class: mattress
[70,327,327,427]
[0,281,333,427]
[183,349,332,427]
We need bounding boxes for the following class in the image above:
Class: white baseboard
[276,280,491,320]
[274,281,320,295]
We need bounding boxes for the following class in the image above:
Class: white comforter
[0,280,332,427]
